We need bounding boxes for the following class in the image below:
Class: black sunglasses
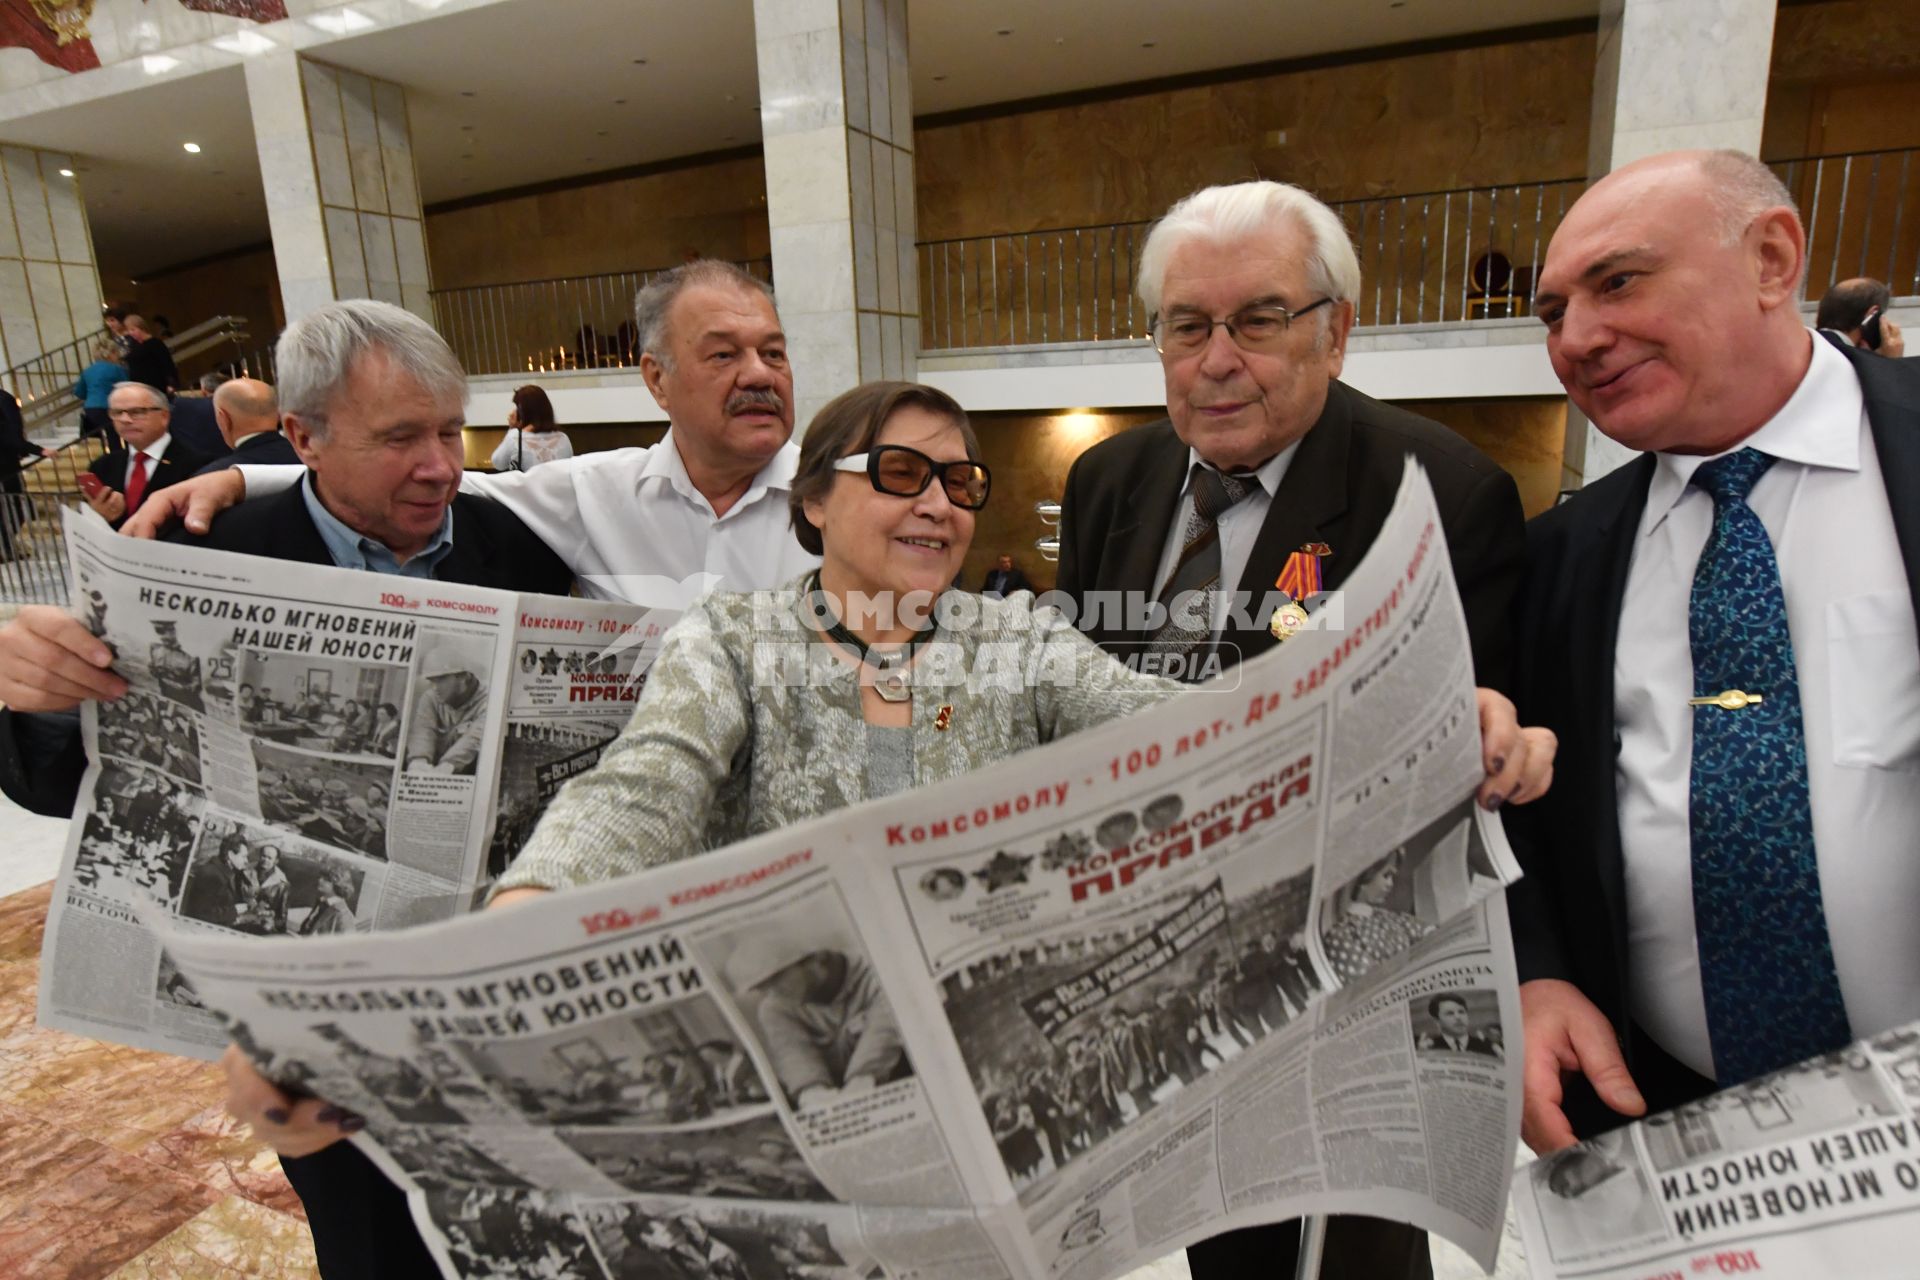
[832,445,992,510]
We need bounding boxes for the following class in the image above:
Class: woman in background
[73,335,127,444]
[489,383,572,471]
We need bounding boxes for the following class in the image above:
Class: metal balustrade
[1774,147,1920,298]
[914,152,1920,352]
[429,259,773,378]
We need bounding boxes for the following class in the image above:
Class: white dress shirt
[124,433,172,487]
[237,429,819,606]
[1150,442,1301,635]
[1615,333,1920,1080]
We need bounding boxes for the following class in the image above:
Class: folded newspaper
[1513,1018,1920,1280]
[82,464,1525,1279]
[39,504,672,1056]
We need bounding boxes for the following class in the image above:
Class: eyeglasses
[832,445,992,510]
[108,406,163,420]
[1149,298,1335,356]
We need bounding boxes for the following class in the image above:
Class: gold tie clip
[1689,689,1763,710]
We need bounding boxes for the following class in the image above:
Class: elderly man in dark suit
[196,377,298,473]
[1510,149,1920,1155]
[0,298,570,1280]
[83,383,216,528]
[1055,179,1557,1280]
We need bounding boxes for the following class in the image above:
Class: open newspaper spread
[37,505,670,1057]
[1512,1018,1920,1280]
[142,461,1527,1279]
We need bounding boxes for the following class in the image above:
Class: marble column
[1570,0,1778,484]
[244,52,431,326]
[755,0,917,434]
[0,144,102,372]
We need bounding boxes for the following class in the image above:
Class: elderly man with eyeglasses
[1055,180,1554,1280]
[82,382,216,528]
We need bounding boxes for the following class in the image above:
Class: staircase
[2,315,257,613]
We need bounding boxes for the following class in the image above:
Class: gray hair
[199,370,230,394]
[90,335,123,363]
[1137,181,1362,319]
[109,381,169,410]
[276,299,467,438]
[633,260,776,370]
[1697,150,1798,246]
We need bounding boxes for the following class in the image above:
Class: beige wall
[425,154,771,289]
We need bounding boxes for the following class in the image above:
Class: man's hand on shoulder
[120,468,247,539]
[1521,978,1646,1154]
[0,605,126,712]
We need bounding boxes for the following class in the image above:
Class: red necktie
[124,453,150,514]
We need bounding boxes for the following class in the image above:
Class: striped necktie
[1148,464,1257,670]
[1687,446,1849,1084]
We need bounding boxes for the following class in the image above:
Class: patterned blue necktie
[1688,447,1850,1084]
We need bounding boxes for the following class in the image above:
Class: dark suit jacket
[1503,338,1920,1131]
[1057,379,1527,689]
[165,395,230,460]
[0,388,34,483]
[196,430,299,473]
[87,441,217,527]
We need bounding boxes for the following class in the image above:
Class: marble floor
[0,790,1523,1278]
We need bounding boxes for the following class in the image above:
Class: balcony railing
[430,259,773,378]
[916,177,1587,351]
[915,151,1920,352]
[1776,147,1920,296]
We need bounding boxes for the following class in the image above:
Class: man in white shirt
[126,260,820,607]
[1512,149,1920,1152]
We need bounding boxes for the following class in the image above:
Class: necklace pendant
[874,670,912,703]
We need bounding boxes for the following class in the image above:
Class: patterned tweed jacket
[497,581,1182,892]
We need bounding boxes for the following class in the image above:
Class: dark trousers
[281,1142,439,1278]
[1188,1216,1433,1280]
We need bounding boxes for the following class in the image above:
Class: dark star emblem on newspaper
[973,850,1033,893]
[1039,829,1092,872]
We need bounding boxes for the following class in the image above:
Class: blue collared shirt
[300,473,454,578]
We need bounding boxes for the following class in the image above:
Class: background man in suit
[197,377,296,473]
[0,298,571,1280]
[981,552,1029,597]
[1055,179,1557,1280]
[166,371,233,459]
[1511,149,1920,1154]
[1815,276,1904,357]
[84,383,215,528]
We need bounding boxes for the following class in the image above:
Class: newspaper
[148,461,1530,1280]
[36,506,668,1057]
[1512,1019,1920,1280]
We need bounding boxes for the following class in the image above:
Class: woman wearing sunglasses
[490,378,1184,899]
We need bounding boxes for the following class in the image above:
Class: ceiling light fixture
[995,28,1012,35]
[614,98,628,105]
[182,142,202,154]
[632,57,647,65]
[1141,40,1156,48]
[141,54,180,75]
[308,7,375,34]
[212,30,275,56]
[460,89,476,97]
[57,168,73,177]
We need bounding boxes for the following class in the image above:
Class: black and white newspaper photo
[35,508,657,1059]
[1513,1017,1920,1280]
[150,463,1535,1280]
